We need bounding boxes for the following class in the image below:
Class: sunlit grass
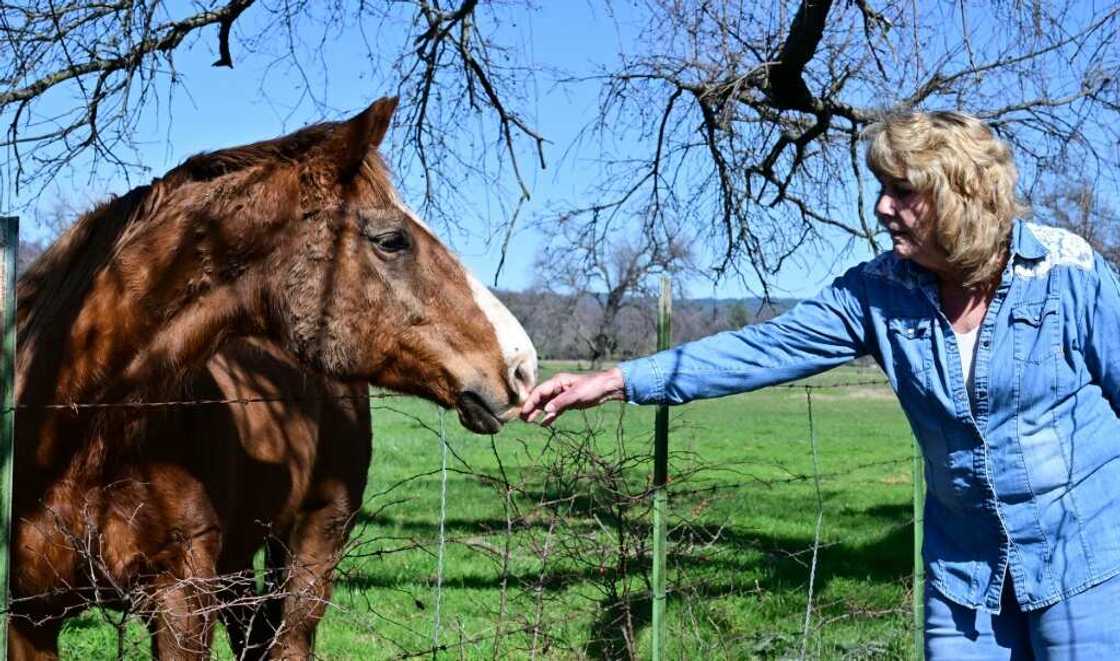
[60,363,919,659]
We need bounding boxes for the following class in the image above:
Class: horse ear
[338,96,399,181]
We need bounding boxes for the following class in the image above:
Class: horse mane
[163,119,394,192]
[17,185,153,358]
[165,123,334,185]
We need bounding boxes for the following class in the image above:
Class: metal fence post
[913,435,925,660]
[0,216,18,658]
[651,277,671,660]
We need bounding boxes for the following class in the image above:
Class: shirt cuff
[618,356,665,405]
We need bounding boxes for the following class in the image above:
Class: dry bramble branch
[1,378,914,658]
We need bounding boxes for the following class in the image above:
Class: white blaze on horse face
[391,199,539,403]
[464,271,539,401]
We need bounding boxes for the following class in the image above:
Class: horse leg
[142,569,219,661]
[8,617,63,661]
[270,500,353,659]
[220,539,287,661]
[141,528,222,661]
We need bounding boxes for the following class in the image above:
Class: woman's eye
[370,230,411,253]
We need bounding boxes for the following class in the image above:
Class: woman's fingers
[520,369,626,427]
[520,373,574,422]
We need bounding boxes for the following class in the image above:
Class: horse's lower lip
[455,391,504,434]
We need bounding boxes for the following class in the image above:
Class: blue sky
[8,2,879,299]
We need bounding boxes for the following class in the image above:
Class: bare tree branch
[0,1,253,106]
[556,0,1120,294]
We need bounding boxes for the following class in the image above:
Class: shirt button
[982,339,990,348]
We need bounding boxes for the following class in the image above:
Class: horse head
[19,96,537,435]
[248,97,538,432]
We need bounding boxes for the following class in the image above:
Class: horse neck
[14,189,273,480]
[17,188,265,410]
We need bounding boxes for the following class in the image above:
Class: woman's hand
[519,367,627,427]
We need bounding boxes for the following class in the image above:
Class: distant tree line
[497,290,791,363]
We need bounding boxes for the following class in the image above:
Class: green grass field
[59,363,920,659]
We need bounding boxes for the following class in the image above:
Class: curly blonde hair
[864,111,1030,287]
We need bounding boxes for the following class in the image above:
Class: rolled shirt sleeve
[619,265,872,405]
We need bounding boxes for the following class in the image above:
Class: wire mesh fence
[0,361,922,660]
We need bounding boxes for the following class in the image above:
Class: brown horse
[11,96,537,659]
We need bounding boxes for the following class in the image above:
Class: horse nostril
[509,358,537,401]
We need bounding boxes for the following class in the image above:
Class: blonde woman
[522,111,1120,658]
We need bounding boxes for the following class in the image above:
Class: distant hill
[495,289,802,362]
[684,296,799,315]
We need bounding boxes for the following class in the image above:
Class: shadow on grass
[347,499,913,585]
[339,503,914,655]
[586,591,652,660]
[577,511,914,659]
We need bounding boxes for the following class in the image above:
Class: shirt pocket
[921,426,983,510]
[887,317,933,397]
[1009,296,1062,424]
[1010,296,1061,365]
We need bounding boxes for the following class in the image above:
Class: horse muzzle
[455,391,508,435]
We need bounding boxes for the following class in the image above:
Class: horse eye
[370,230,411,254]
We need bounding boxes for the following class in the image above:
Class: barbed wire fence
[0,371,922,660]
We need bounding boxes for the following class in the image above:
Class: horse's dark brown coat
[9,97,527,659]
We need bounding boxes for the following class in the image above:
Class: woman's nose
[875,192,895,219]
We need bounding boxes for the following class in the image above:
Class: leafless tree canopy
[571,0,1120,293]
[1,1,250,195]
[0,0,542,244]
[2,0,1119,291]
[533,222,696,365]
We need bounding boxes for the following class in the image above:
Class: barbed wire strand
[2,379,894,415]
[1,391,408,413]
[800,385,826,660]
[432,407,449,659]
[776,379,889,389]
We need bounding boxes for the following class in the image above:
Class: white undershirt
[955,325,980,401]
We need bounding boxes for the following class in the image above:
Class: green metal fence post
[913,435,925,661]
[651,277,671,661]
[0,216,18,658]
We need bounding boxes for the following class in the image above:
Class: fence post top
[0,218,16,251]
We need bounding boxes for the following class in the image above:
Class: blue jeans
[925,573,1120,660]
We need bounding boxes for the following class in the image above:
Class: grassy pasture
[59,362,919,659]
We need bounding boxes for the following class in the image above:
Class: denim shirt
[620,220,1120,612]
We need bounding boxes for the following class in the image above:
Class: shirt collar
[1011,219,1046,261]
